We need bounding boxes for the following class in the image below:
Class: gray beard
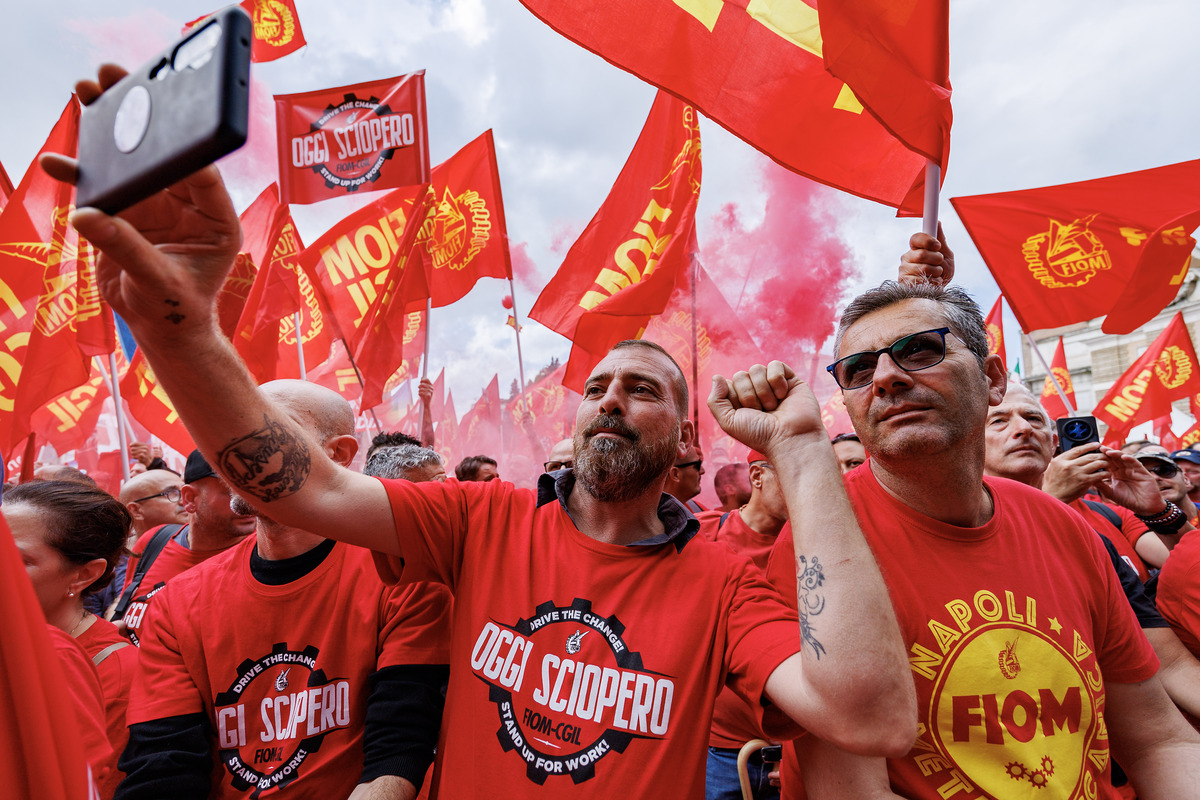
[573,416,678,503]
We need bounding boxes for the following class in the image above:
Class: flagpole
[922,160,940,238]
[98,354,132,481]
[418,298,432,437]
[689,254,701,448]
[1024,332,1076,415]
[294,312,307,380]
[507,279,528,402]
[338,338,383,436]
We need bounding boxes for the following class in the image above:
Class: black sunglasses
[675,459,703,471]
[827,328,953,390]
[544,460,573,472]
[1141,460,1180,479]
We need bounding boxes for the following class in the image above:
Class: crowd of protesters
[6,74,1200,800]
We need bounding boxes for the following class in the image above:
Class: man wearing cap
[117,451,258,644]
[698,449,790,800]
[1170,448,1200,510]
[1135,446,1196,551]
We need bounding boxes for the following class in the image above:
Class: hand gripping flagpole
[1025,332,1076,415]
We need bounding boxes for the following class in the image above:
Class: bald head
[119,469,183,504]
[262,379,355,441]
[119,468,187,534]
[545,439,574,471]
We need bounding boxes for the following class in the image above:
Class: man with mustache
[47,95,914,795]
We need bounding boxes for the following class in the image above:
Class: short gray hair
[834,281,989,368]
[363,444,443,481]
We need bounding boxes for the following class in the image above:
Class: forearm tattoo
[217,415,311,502]
[164,298,185,325]
[796,554,827,659]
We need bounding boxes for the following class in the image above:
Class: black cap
[1136,451,1176,468]
[184,450,217,484]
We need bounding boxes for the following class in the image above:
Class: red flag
[1156,417,1181,452]
[530,92,702,391]
[298,183,429,339]
[1039,338,1077,420]
[185,0,306,62]
[819,0,951,172]
[1177,420,1200,450]
[0,513,96,800]
[984,296,1006,372]
[0,158,13,211]
[120,351,196,456]
[437,389,460,467]
[275,74,430,206]
[1094,313,1200,445]
[307,342,363,402]
[508,363,579,456]
[350,186,434,409]
[517,0,928,213]
[30,372,110,456]
[951,160,1200,334]
[820,392,855,438]
[0,97,115,454]
[459,375,502,457]
[421,130,513,307]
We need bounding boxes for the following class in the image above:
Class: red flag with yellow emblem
[507,363,579,456]
[0,97,115,454]
[186,0,306,62]
[1176,419,1200,450]
[951,160,1200,335]
[1040,337,1077,420]
[983,296,1006,372]
[517,0,929,213]
[530,92,702,391]
[421,130,513,307]
[1094,313,1200,445]
[30,371,110,456]
[459,374,502,458]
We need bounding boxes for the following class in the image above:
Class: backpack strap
[718,511,732,530]
[112,523,185,619]
[92,641,131,666]
[1082,499,1123,531]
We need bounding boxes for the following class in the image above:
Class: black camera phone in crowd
[1056,415,1100,451]
[75,5,252,215]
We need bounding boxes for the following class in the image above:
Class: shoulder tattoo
[217,415,311,502]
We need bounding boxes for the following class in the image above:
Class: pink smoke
[508,241,542,294]
[218,74,280,208]
[699,161,857,368]
[64,11,178,64]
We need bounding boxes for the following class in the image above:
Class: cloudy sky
[6,0,1199,410]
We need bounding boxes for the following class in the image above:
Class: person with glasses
[664,445,707,512]
[118,470,187,542]
[542,438,574,474]
[1136,446,1199,534]
[769,273,1200,799]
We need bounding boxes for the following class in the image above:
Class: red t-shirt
[766,468,1158,800]
[49,625,113,791]
[121,525,243,645]
[1069,500,1150,583]
[700,509,791,748]
[76,617,137,798]
[1157,529,1200,658]
[129,537,451,798]
[376,477,802,799]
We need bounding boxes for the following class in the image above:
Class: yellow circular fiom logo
[1051,367,1075,395]
[254,0,296,47]
[986,323,1002,355]
[930,623,1098,799]
[1155,346,1193,390]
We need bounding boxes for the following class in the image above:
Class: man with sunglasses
[774,276,1200,798]
[664,444,707,512]
[1137,447,1199,533]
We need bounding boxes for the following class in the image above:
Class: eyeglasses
[827,328,954,390]
[675,459,703,471]
[1140,460,1180,479]
[544,460,573,472]
[132,487,182,504]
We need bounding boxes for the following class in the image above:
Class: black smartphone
[1056,415,1100,451]
[75,5,252,214]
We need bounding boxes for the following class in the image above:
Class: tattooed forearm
[796,554,827,659]
[164,298,185,324]
[218,414,311,502]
